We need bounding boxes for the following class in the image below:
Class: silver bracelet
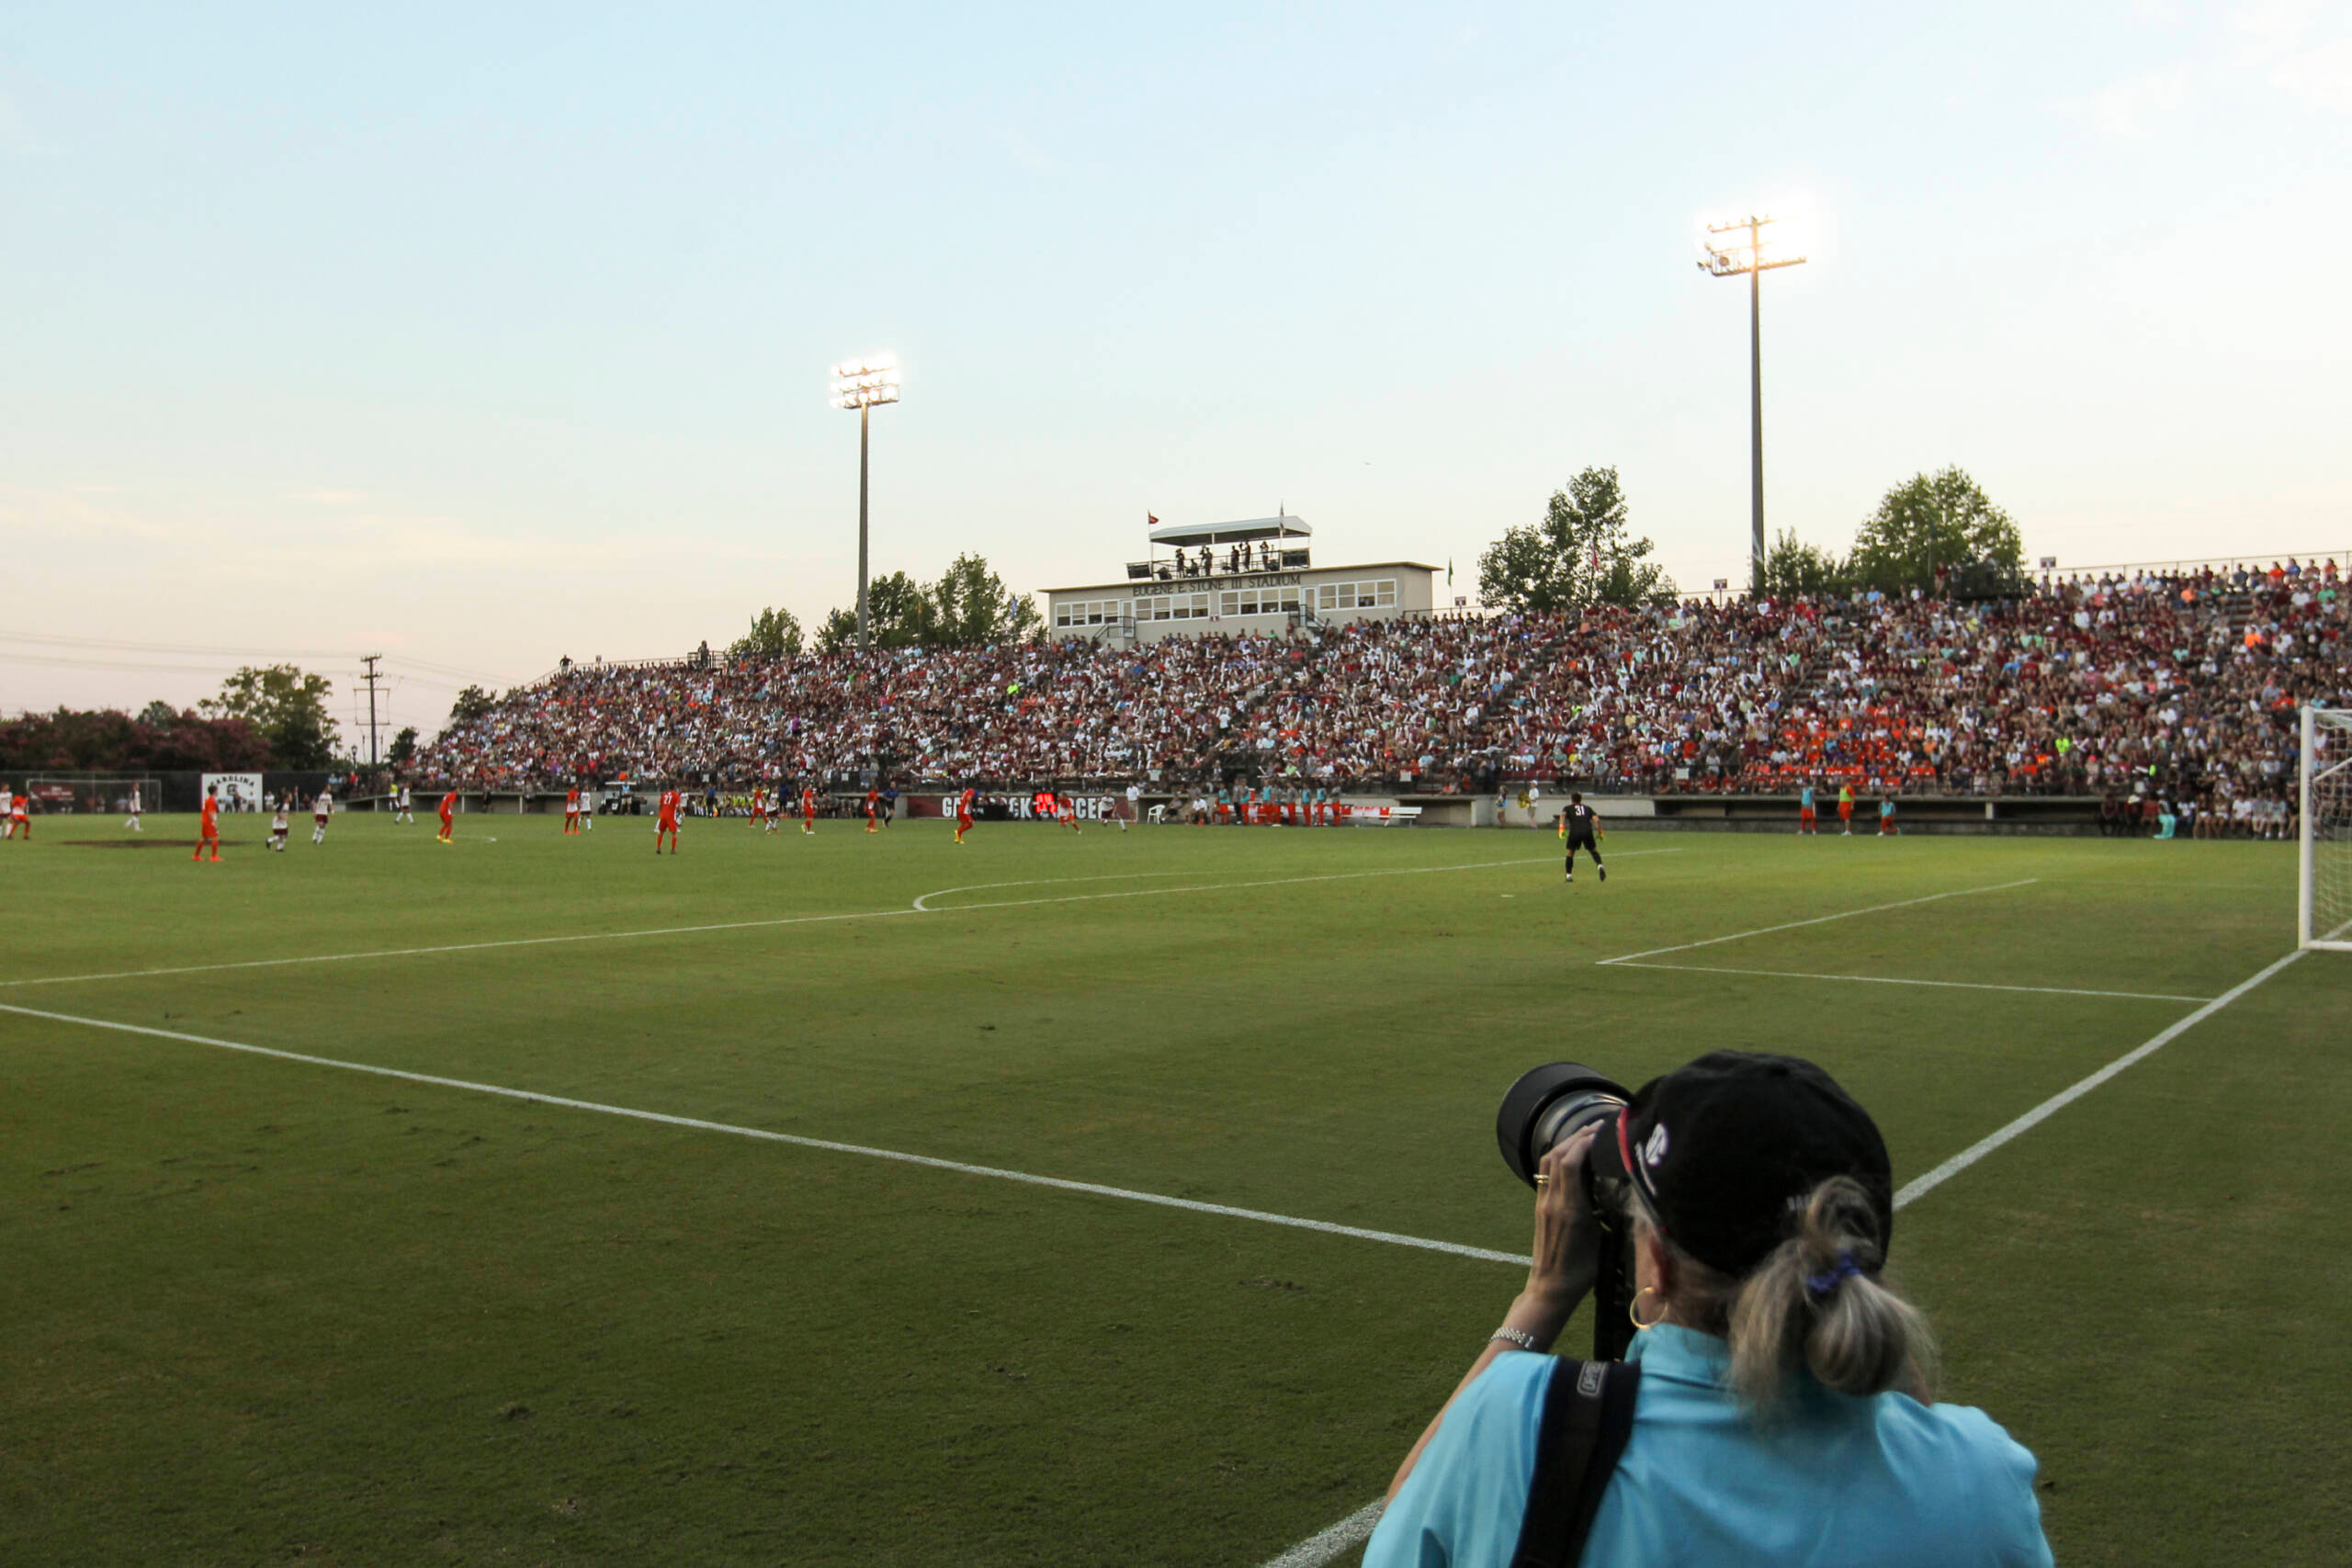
[1489,1326,1544,1353]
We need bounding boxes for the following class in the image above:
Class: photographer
[1369,1052,2052,1567]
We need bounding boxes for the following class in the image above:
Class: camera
[1496,1062,1639,1360]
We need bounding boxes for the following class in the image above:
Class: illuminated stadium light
[1696,211,1811,597]
[833,353,902,649]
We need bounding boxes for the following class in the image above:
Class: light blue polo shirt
[1366,1325,2052,1568]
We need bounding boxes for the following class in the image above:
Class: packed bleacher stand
[419,558,2346,829]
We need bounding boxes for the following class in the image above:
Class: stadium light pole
[831,355,900,651]
[1698,213,1807,597]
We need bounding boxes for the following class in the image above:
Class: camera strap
[1508,1356,1641,1568]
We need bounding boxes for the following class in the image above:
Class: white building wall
[1044,563,1441,644]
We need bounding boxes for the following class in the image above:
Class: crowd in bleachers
[419,558,2346,820]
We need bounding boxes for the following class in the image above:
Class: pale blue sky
[5,2,2348,736]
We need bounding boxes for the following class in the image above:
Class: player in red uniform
[656,787,682,853]
[564,785,582,835]
[437,789,458,843]
[955,785,976,845]
[192,784,221,862]
[1057,793,1081,834]
[800,785,817,836]
[864,787,880,834]
[5,791,28,841]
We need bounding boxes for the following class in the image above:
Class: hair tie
[1804,1249,1863,1301]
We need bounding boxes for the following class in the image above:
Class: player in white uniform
[311,789,334,844]
[268,800,290,852]
[1123,782,1139,833]
[578,788,594,831]
[395,784,414,824]
[125,784,143,833]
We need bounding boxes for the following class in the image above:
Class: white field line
[1263,941,2317,1568]
[1259,1501,1386,1568]
[1601,960,2212,1004]
[0,1000,1529,1269]
[1893,945,2312,1206]
[1593,878,2039,965]
[0,852,1679,993]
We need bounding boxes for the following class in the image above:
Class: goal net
[2302,708,2352,952]
[28,774,167,818]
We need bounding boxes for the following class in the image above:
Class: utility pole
[831,355,901,651]
[360,654,386,769]
[1699,213,1809,597]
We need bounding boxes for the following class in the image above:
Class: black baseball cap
[1588,1050,1894,1278]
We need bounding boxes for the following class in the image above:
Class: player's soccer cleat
[1565,872,1573,883]
[1599,864,1607,881]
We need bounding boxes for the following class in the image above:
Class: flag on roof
[1148,513,1159,525]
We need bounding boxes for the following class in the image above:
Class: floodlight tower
[1698,214,1808,596]
[831,355,901,650]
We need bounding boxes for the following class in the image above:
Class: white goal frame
[2300,707,2352,952]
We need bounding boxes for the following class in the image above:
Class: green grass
[3,813,2346,1565]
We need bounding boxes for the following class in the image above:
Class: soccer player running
[194,785,222,862]
[955,785,977,845]
[1558,791,1605,884]
[395,783,414,824]
[863,785,880,834]
[436,789,458,844]
[268,799,290,852]
[656,786,682,853]
[6,790,28,841]
[1798,781,1818,835]
[311,788,333,845]
[125,784,143,833]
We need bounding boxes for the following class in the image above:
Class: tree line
[727,551,1041,659]
[1477,463,2024,612]
[0,664,356,773]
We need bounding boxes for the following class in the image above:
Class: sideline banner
[906,793,1127,822]
[200,773,266,812]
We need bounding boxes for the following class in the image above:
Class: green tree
[448,685,498,725]
[1759,529,1853,598]
[1478,466,1675,615]
[388,726,419,766]
[927,553,1042,648]
[1850,467,2021,594]
[729,605,805,660]
[816,570,933,653]
[200,664,340,769]
[138,699,178,727]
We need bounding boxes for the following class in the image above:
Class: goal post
[2301,707,2352,952]
[28,774,167,818]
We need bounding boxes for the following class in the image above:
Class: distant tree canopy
[198,665,340,770]
[388,726,419,766]
[448,685,499,725]
[814,554,1042,654]
[1764,467,2022,601]
[0,704,270,773]
[1478,467,1676,615]
[729,605,805,661]
[1850,467,2022,593]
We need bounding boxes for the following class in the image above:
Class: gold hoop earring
[1629,1286,1663,1332]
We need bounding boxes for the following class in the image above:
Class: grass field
[5,810,2347,1566]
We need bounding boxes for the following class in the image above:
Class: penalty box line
[0,851,1680,994]
[1601,960,2211,1005]
[1255,937,2319,1568]
[0,1000,1529,1269]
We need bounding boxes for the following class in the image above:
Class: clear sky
[5,1,2348,739]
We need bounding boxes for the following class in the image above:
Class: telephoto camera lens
[1495,1062,1634,1194]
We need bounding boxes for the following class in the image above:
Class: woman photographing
[1368,1050,2052,1567]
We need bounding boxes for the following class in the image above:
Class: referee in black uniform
[1559,791,1605,883]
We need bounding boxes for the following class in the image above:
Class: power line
[0,628,505,683]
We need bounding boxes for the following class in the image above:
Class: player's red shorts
[659,815,678,831]
[1838,802,1853,820]
[1799,807,1815,824]
[957,812,974,830]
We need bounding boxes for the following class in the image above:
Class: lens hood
[1495,1061,1633,1188]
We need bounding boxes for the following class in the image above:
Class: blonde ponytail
[1724,1177,1937,1410]
[1639,1176,1937,1413]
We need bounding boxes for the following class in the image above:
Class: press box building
[1040,515,1442,644]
